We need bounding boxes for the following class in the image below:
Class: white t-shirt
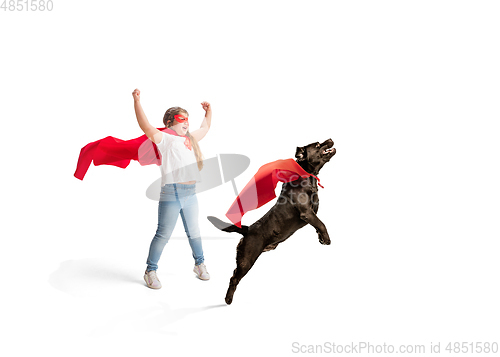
[155,131,202,186]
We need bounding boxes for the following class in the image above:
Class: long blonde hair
[163,107,204,171]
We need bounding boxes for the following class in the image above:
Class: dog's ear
[295,146,306,161]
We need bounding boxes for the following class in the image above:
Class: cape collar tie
[164,127,192,151]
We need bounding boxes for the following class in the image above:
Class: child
[132,88,212,289]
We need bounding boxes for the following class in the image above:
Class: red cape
[225,158,323,228]
[74,127,171,180]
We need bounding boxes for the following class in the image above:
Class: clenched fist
[132,89,141,102]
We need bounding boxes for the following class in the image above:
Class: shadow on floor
[48,259,145,297]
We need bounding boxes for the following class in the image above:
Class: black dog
[207,139,336,304]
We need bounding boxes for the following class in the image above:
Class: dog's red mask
[174,114,188,124]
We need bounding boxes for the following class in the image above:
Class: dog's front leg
[298,208,331,245]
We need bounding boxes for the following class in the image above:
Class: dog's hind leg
[225,238,263,305]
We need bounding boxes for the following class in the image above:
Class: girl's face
[170,113,189,136]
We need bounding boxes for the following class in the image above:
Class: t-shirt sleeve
[155,132,173,153]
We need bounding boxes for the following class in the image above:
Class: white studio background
[1,1,499,356]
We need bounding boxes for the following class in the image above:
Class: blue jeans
[146,183,204,271]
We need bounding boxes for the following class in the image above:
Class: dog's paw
[319,233,331,245]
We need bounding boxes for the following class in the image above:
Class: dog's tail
[207,216,248,236]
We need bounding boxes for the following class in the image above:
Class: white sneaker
[144,270,162,289]
[193,263,210,280]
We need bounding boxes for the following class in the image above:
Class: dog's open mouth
[322,141,336,156]
[323,147,335,155]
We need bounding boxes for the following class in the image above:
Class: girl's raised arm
[191,101,212,142]
[132,89,162,144]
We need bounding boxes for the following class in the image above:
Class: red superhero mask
[174,114,189,123]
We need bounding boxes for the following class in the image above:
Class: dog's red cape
[226,159,324,228]
[74,127,182,180]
